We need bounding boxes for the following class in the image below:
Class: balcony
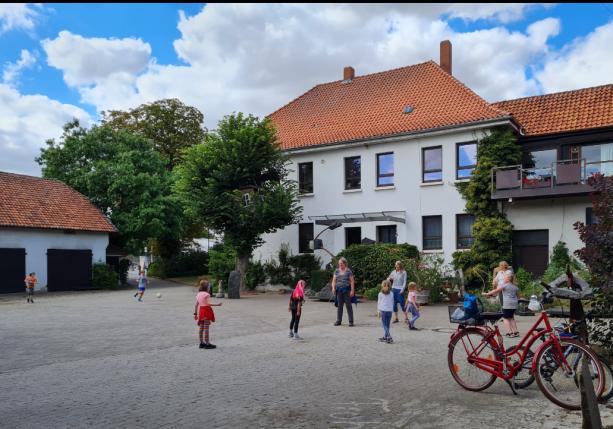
[491,159,613,200]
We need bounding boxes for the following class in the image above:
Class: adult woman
[492,261,513,306]
[388,261,407,323]
[331,257,355,326]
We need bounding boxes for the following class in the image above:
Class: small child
[377,280,394,344]
[288,280,305,339]
[134,271,147,301]
[24,272,37,303]
[194,282,222,349]
[405,282,420,330]
[484,272,520,337]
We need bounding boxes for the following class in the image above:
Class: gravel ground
[1,278,611,428]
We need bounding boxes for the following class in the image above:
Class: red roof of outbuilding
[0,172,116,233]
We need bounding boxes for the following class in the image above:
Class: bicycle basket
[448,305,484,325]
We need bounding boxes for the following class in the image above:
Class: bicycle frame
[451,311,572,381]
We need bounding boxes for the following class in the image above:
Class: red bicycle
[447,299,605,410]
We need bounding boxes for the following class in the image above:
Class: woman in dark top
[331,257,355,326]
[288,280,305,339]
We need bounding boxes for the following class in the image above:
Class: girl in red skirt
[193,281,222,349]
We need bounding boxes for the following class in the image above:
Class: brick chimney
[440,40,452,75]
[343,66,355,82]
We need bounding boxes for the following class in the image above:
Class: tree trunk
[237,253,250,291]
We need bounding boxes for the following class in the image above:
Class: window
[423,216,442,250]
[298,223,314,254]
[298,162,313,194]
[345,227,362,247]
[377,225,397,244]
[456,142,477,179]
[422,146,442,182]
[456,214,475,249]
[586,207,599,226]
[523,148,557,170]
[376,152,394,187]
[344,156,361,190]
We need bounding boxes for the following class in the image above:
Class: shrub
[405,254,451,303]
[288,253,321,285]
[542,241,583,284]
[245,260,266,290]
[310,269,332,292]
[118,259,130,284]
[92,263,119,289]
[336,243,419,292]
[589,288,613,357]
[146,260,167,278]
[264,243,293,285]
[145,250,208,279]
[364,287,379,301]
[209,243,236,284]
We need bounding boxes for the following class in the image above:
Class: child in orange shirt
[24,272,37,303]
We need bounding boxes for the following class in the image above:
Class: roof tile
[0,172,116,233]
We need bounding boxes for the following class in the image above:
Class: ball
[156,293,162,298]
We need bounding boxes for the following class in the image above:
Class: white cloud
[41,4,559,130]
[3,49,37,86]
[536,21,613,94]
[0,3,41,34]
[43,30,151,86]
[0,84,90,175]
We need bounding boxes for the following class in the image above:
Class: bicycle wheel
[598,355,613,402]
[506,345,535,389]
[534,339,605,410]
[448,329,497,391]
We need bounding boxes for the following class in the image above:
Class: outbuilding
[0,172,116,293]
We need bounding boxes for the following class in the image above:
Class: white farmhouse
[254,41,613,277]
[0,172,116,292]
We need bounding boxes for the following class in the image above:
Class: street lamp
[310,221,342,259]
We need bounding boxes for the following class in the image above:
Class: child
[24,272,37,303]
[288,280,305,339]
[134,271,147,301]
[405,282,420,330]
[194,283,222,349]
[377,280,394,344]
[198,279,213,295]
[484,272,520,337]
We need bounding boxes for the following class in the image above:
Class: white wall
[504,196,591,258]
[0,228,109,291]
[254,127,490,266]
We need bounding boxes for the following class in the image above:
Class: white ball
[156,293,162,298]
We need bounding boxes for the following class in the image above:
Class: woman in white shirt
[388,261,408,324]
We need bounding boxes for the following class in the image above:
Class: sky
[1,3,613,176]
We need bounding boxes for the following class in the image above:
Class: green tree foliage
[36,120,183,254]
[175,113,302,290]
[92,263,119,289]
[208,243,237,286]
[102,98,206,170]
[452,127,521,287]
[541,241,583,284]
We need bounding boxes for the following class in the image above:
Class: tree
[174,113,302,291]
[574,174,613,288]
[36,120,184,254]
[102,98,206,170]
[452,127,521,287]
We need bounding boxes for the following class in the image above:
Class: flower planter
[415,290,430,305]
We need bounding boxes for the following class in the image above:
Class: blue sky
[1,3,612,175]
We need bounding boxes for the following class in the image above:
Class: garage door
[47,249,92,291]
[0,248,26,293]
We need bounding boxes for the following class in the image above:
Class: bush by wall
[336,243,419,292]
[245,260,266,290]
[263,244,322,287]
[208,243,236,285]
[93,263,119,289]
[310,269,333,292]
[146,249,208,279]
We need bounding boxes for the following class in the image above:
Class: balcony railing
[491,159,613,199]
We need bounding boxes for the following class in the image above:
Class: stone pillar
[216,280,225,298]
[228,270,241,299]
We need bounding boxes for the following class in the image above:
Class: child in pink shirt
[405,282,421,330]
[193,281,222,349]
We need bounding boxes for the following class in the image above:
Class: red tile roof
[493,85,613,136]
[269,61,510,150]
[0,172,116,233]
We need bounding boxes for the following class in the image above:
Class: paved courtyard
[1,279,611,428]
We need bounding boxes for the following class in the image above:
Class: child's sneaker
[387,337,394,344]
[294,334,301,340]
[379,337,387,342]
[204,343,217,349]
[289,331,294,338]
[199,343,206,349]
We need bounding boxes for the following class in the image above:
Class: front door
[512,230,549,277]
